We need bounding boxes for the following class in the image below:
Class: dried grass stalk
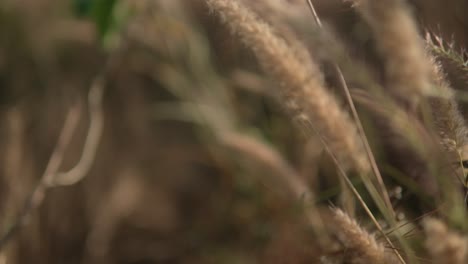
[206,0,369,172]
[351,0,432,108]
[220,132,313,201]
[328,208,398,264]
[423,218,468,264]
[220,132,330,244]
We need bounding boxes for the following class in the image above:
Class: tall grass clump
[206,0,369,173]
[0,0,467,263]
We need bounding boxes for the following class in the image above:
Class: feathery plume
[350,0,432,108]
[423,218,468,264]
[205,0,369,172]
[427,54,468,153]
[328,208,398,264]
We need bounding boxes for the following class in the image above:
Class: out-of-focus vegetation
[0,0,467,263]
[74,0,117,37]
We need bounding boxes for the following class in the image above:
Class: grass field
[0,0,467,263]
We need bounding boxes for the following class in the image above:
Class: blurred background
[0,0,467,263]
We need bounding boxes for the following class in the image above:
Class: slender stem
[0,102,81,250]
[305,0,395,217]
[312,125,407,264]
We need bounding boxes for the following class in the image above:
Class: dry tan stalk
[350,0,432,109]
[219,132,330,244]
[206,0,369,172]
[316,130,405,264]
[329,208,398,264]
[423,218,468,264]
[305,0,395,218]
[0,102,81,249]
[0,75,105,249]
[52,76,105,186]
[220,132,313,201]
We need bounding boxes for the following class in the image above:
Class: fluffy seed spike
[423,218,468,264]
[205,0,369,172]
[328,208,399,264]
[351,0,432,109]
[427,55,468,154]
